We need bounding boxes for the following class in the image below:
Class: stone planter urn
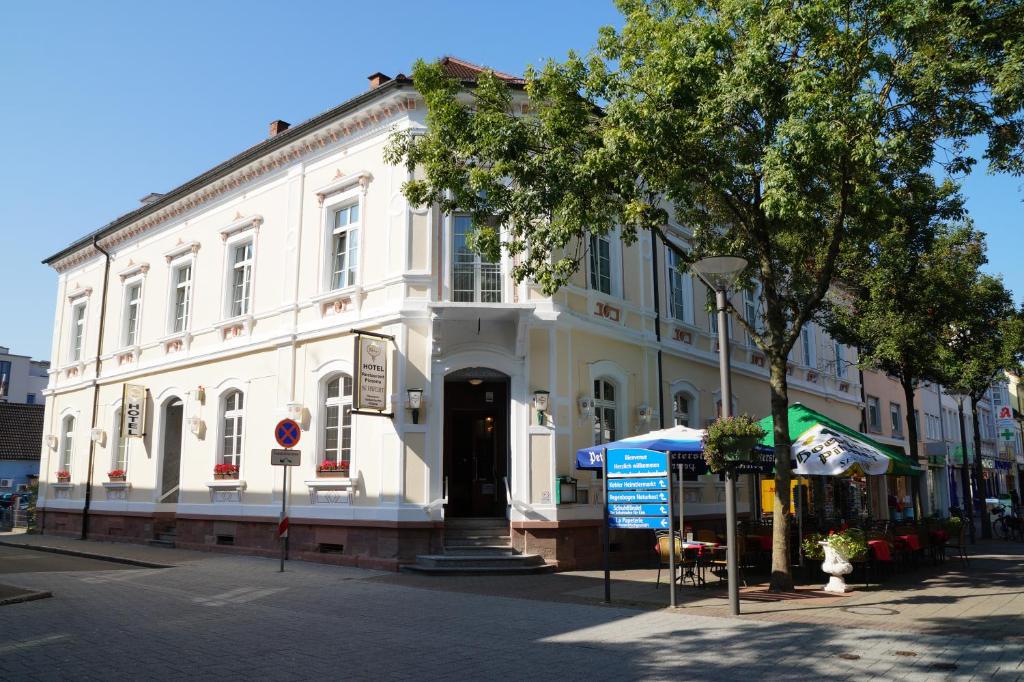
[819,541,853,593]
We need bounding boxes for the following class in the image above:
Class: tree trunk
[900,376,925,518]
[971,395,993,539]
[768,353,793,592]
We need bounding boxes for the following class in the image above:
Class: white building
[0,346,49,405]
[38,58,860,569]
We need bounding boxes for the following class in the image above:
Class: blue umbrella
[575,425,705,470]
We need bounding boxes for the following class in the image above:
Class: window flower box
[213,463,239,480]
[317,460,350,478]
[108,469,126,482]
[56,470,71,483]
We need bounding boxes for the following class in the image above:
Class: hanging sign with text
[353,332,391,414]
[121,383,147,438]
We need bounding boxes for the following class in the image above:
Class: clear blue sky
[1,1,1020,362]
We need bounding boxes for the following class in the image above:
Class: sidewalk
[0,530,209,568]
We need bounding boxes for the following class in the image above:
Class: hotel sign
[353,331,392,415]
[121,384,147,438]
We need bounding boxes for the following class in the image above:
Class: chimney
[139,192,164,206]
[268,120,290,137]
[368,72,391,90]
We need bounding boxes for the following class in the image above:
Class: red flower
[108,469,126,478]
[318,460,350,473]
[56,470,70,479]
[213,463,240,475]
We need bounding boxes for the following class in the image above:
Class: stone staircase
[148,526,177,549]
[402,517,553,575]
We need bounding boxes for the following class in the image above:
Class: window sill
[206,479,247,490]
[215,314,254,340]
[160,331,193,354]
[50,481,74,489]
[115,345,141,365]
[312,286,363,317]
[101,481,131,490]
[305,477,355,504]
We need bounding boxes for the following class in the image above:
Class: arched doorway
[159,398,184,503]
[444,367,510,517]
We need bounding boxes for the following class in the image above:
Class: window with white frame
[867,396,881,431]
[112,409,129,472]
[60,415,75,473]
[221,390,245,466]
[834,341,847,378]
[800,325,816,368]
[593,379,617,444]
[171,262,193,333]
[69,302,86,361]
[666,249,693,323]
[709,303,733,337]
[452,215,501,302]
[742,286,762,345]
[229,241,253,317]
[589,235,612,295]
[890,402,903,436]
[122,281,142,347]
[673,391,695,427]
[323,374,353,466]
[330,202,360,290]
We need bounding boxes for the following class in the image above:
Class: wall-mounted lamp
[46,435,58,450]
[533,390,550,425]
[637,404,653,424]
[578,396,595,418]
[189,386,206,405]
[407,388,424,424]
[187,416,204,436]
[286,401,304,422]
[90,428,106,446]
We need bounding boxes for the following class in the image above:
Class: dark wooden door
[444,379,508,517]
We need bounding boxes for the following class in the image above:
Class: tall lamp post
[692,255,748,617]
[955,394,976,544]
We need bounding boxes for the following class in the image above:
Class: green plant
[944,515,963,536]
[703,415,766,472]
[801,533,826,561]
[825,528,868,561]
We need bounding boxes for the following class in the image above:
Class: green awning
[757,403,924,477]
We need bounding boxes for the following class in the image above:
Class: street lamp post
[955,394,976,544]
[692,255,748,617]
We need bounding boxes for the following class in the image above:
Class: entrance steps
[402,517,554,575]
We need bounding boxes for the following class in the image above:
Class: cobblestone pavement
[0,543,1020,680]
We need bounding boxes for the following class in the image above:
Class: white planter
[819,541,853,593]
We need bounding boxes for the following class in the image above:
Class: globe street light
[692,255,748,616]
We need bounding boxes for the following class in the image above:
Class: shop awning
[574,424,773,472]
[757,403,924,477]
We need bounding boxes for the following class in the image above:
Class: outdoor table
[680,542,716,586]
[895,534,922,551]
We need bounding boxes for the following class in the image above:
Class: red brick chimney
[268,120,290,137]
[368,72,391,89]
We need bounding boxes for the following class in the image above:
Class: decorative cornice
[117,261,150,282]
[67,286,93,302]
[220,214,264,242]
[315,169,373,206]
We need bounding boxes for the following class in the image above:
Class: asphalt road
[0,545,140,574]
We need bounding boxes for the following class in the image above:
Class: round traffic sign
[275,419,301,448]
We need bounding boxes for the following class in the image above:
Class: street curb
[0,589,52,607]
[0,540,173,569]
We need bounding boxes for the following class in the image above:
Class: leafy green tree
[938,275,1024,539]
[386,0,1024,590]
[824,175,985,513]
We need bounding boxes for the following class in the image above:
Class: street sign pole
[602,448,610,604]
[280,463,287,573]
[667,450,676,609]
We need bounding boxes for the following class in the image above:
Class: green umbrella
[757,403,923,477]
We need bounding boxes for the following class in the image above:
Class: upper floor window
[26,393,36,405]
[323,374,353,466]
[666,249,693,323]
[70,302,87,362]
[834,340,847,378]
[867,396,881,432]
[0,360,9,398]
[452,215,501,303]
[800,325,816,368]
[60,415,75,473]
[890,402,903,436]
[122,281,142,347]
[589,235,612,295]
[230,241,253,317]
[593,379,617,444]
[221,390,245,467]
[673,391,695,427]
[171,263,193,333]
[331,203,360,290]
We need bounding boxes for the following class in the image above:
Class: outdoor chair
[655,533,702,588]
[943,524,969,568]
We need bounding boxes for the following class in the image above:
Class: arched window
[60,415,75,473]
[323,374,353,465]
[593,379,618,444]
[112,409,129,472]
[673,391,696,427]
[221,390,245,466]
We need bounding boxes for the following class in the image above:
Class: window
[323,374,353,466]
[867,396,881,431]
[0,360,10,398]
[834,341,847,379]
[673,392,695,427]
[742,286,762,345]
[112,409,129,472]
[913,410,920,438]
[666,249,693,323]
[331,203,360,290]
[221,390,245,466]
[800,325,816,368]
[890,402,903,436]
[229,241,253,317]
[70,302,86,361]
[589,235,612,295]
[171,263,192,333]
[593,379,617,444]
[26,393,36,405]
[452,215,501,302]
[122,281,142,347]
[60,415,75,473]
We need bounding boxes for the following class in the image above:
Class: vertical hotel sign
[121,384,147,438]
[353,331,393,415]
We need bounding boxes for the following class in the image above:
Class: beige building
[38,58,861,570]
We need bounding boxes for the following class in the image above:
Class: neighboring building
[38,57,860,570]
[0,346,49,405]
[0,402,44,493]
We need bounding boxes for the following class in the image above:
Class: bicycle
[990,505,1021,541]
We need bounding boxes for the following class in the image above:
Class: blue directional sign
[607,490,669,504]
[608,516,671,530]
[606,449,669,477]
[608,503,670,517]
[607,476,668,491]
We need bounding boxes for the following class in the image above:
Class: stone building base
[511,520,655,571]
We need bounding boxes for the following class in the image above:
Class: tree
[386,0,1024,590]
[938,275,1024,539]
[824,175,986,514]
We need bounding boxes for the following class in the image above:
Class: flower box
[56,475,71,483]
[213,464,240,480]
[108,475,127,482]
[108,469,127,482]
[317,470,349,478]
[213,473,239,480]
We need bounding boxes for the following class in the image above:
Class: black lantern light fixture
[407,388,424,424]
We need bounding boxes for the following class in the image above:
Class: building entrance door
[160,399,184,503]
[444,371,509,518]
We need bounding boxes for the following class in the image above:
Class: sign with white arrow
[608,503,670,517]
[608,516,671,530]
[607,490,670,504]
[607,477,668,491]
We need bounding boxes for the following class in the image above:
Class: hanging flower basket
[317,460,350,478]
[213,463,239,480]
[703,416,766,472]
